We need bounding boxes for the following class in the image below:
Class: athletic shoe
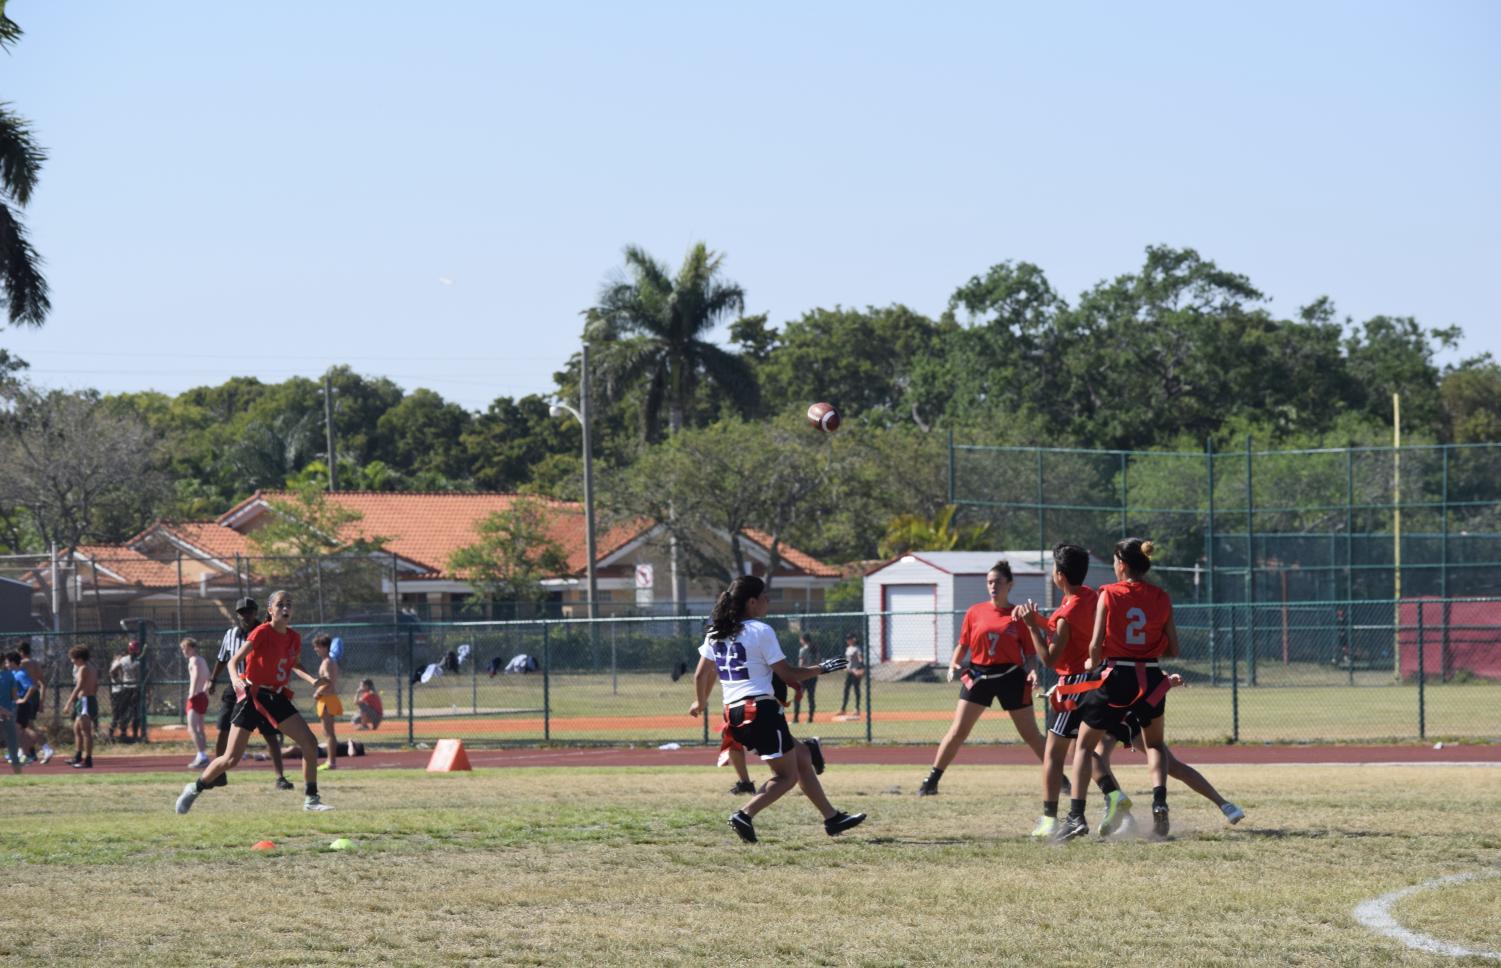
[39,745,54,765]
[274,776,294,791]
[70,759,92,769]
[729,780,756,795]
[917,779,939,797]
[1151,803,1170,839]
[187,753,210,769]
[22,754,38,764]
[1052,815,1089,842]
[1030,816,1057,838]
[824,811,866,836]
[1221,802,1245,825]
[67,753,80,766]
[318,762,336,771]
[1060,775,1072,797]
[729,810,757,844]
[1099,790,1134,837]
[805,737,825,775]
[175,781,199,814]
[303,795,333,812]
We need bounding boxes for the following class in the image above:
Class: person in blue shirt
[1,654,22,774]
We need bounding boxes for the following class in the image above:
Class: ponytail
[1115,537,1154,576]
[708,576,766,640]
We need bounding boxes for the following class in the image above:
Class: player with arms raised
[688,575,865,844]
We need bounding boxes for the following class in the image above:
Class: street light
[550,342,598,621]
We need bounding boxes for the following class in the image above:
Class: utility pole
[581,343,599,621]
[324,374,338,492]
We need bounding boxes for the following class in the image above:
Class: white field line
[1354,870,1501,962]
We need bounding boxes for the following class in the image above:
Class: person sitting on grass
[352,679,383,730]
[687,575,862,844]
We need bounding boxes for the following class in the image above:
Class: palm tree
[587,242,757,441]
[0,3,49,327]
[878,505,993,559]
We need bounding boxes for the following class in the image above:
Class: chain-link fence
[9,597,1496,750]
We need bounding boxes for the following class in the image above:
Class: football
[806,401,841,433]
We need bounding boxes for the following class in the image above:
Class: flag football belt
[718,694,776,756]
[960,664,1020,690]
[238,682,292,730]
[1046,660,1175,713]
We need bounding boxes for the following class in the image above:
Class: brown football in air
[806,401,841,432]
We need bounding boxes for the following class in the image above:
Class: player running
[175,590,333,814]
[208,598,294,790]
[916,559,1051,797]
[688,576,863,844]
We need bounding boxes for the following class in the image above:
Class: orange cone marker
[426,738,472,773]
[251,840,276,851]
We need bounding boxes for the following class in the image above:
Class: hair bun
[1140,540,1155,558]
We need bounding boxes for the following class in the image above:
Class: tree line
[2,242,1497,577]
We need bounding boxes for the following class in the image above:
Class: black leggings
[793,678,816,720]
[841,673,861,712]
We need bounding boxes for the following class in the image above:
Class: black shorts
[725,698,796,761]
[16,695,38,728]
[219,687,281,739]
[1078,663,1167,744]
[230,688,301,734]
[1048,672,1094,738]
[958,665,1030,711]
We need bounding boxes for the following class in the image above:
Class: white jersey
[698,619,786,705]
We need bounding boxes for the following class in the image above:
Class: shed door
[883,584,938,662]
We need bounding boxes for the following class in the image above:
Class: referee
[207,598,293,791]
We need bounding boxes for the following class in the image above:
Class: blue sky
[4,2,1497,411]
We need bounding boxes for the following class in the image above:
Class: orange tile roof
[164,522,251,562]
[741,529,843,577]
[250,492,645,580]
[67,546,181,588]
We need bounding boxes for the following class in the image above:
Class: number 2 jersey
[241,623,303,691]
[698,619,786,705]
[1098,580,1173,660]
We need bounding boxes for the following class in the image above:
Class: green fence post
[542,623,551,742]
[1231,606,1241,743]
[1206,438,1217,687]
[406,627,415,746]
[137,619,150,744]
[1245,436,1256,687]
[1440,446,1450,682]
[864,635,873,744]
[1416,599,1425,740]
[947,428,956,503]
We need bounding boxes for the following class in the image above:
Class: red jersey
[242,623,301,689]
[1045,585,1098,675]
[1098,580,1173,660]
[959,601,1029,666]
[358,689,383,717]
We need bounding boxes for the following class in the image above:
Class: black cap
[235,597,258,614]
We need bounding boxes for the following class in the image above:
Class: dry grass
[0,763,1498,966]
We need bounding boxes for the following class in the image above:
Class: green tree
[878,505,992,558]
[246,486,389,615]
[376,387,472,484]
[0,3,48,328]
[448,497,570,605]
[1440,357,1501,444]
[587,242,759,441]
[463,394,579,493]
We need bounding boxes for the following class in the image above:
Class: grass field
[194,673,1499,747]
[2,762,1497,966]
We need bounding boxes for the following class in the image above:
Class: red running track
[30,742,1501,774]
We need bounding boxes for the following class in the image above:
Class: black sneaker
[1060,775,1072,797]
[824,811,866,836]
[729,810,757,844]
[917,779,939,797]
[71,759,92,769]
[805,737,825,775]
[729,780,756,795]
[1052,814,1089,842]
[274,776,294,791]
[1151,804,1170,840]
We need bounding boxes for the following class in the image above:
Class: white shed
[861,550,1116,664]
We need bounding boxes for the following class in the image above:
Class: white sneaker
[303,795,333,812]
[1221,802,1245,824]
[40,745,55,764]
[187,753,210,769]
[175,781,199,815]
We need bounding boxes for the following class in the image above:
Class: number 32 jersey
[1098,580,1173,660]
[699,619,786,705]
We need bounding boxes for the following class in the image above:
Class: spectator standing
[838,633,865,715]
[64,645,98,768]
[181,638,211,768]
[793,633,818,723]
[109,641,144,743]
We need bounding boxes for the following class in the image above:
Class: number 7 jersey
[698,619,786,705]
[1098,580,1173,660]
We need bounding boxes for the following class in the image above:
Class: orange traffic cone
[426,738,472,773]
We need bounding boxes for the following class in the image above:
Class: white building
[861,550,1116,663]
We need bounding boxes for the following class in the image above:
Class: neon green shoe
[1030,815,1057,838]
[1099,790,1133,837]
